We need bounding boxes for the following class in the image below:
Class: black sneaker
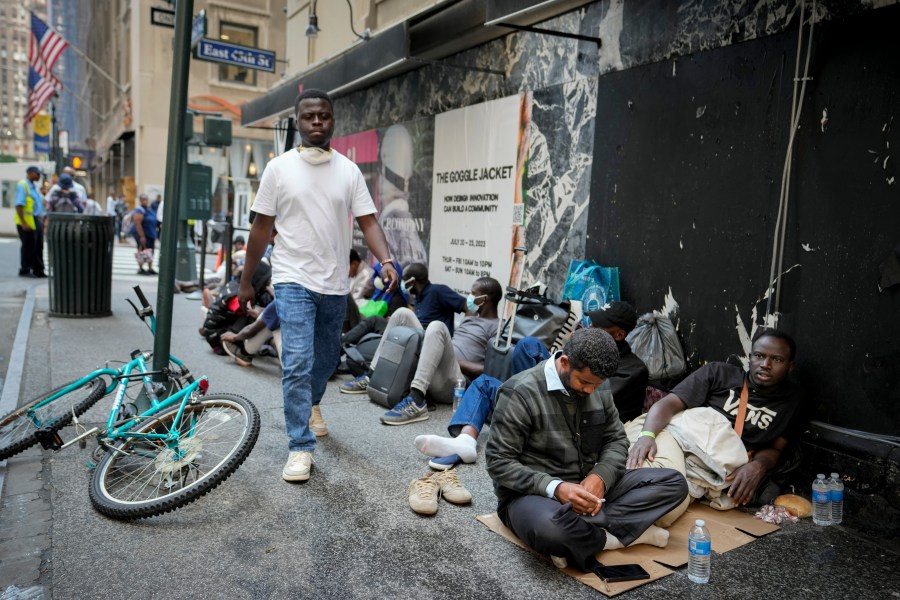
[222,340,253,367]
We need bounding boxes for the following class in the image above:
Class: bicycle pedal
[35,428,63,451]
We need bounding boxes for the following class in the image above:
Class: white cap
[830,472,839,478]
[695,519,705,526]
[817,473,825,479]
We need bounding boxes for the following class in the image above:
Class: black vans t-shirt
[671,362,804,450]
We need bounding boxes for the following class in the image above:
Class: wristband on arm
[639,430,656,439]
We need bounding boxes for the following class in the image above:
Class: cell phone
[593,563,651,583]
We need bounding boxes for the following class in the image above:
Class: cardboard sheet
[476,503,780,596]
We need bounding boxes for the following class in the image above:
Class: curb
[0,284,39,495]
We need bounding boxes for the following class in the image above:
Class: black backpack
[343,333,382,377]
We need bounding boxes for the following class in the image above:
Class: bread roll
[774,494,812,518]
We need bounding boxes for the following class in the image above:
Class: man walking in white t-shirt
[239,89,398,482]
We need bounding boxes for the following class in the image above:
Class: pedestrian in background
[83,196,103,215]
[14,165,46,278]
[47,174,84,213]
[131,193,158,275]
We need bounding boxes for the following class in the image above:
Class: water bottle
[812,473,831,526]
[453,378,465,411]
[828,472,844,525]
[687,519,711,584]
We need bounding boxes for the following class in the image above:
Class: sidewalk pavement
[0,262,896,599]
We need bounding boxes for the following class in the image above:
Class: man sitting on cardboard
[486,328,687,572]
[626,327,806,524]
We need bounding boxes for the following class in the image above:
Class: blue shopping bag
[561,259,621,327]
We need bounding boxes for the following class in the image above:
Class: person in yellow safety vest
[15,166,47,278]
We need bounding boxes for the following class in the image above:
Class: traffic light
[71,156,83,169]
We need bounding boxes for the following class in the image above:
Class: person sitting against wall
[340,262,467,394]
[414,301,649,470]
[625,327,807,525]
[343,274,501,426]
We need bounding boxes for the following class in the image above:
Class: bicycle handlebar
[133,286,151,309]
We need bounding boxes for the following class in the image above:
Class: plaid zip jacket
[485,360,629,510]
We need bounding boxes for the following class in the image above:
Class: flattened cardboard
[476,503,781,596]
[476,513,673,597]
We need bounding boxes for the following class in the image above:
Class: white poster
[429,95,522,296]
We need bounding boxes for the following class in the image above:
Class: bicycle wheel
[0,377,107,460]
[89,393,260,519]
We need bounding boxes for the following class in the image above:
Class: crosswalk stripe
[41,241,216,283]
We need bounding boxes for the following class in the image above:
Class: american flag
[25,12,68,124]
[25,68,57,125]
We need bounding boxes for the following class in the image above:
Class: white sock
[602,526,669,550]
[602,532,623,550]
[414,434,477,463]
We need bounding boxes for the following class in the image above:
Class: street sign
[191,10,206,49]
[151,7,175,28]
[195,38,276,73]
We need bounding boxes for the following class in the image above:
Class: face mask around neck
[298,146,332,165]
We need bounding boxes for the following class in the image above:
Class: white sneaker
[282,451,314,482]
[309,405,328,437]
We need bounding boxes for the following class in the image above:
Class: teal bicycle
[0,286,260,519]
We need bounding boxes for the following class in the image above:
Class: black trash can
[47,213,115,318]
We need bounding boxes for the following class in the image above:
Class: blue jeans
[447,337,549,436]
[275,283,346,451]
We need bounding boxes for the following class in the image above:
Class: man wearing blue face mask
[343,275,501,425]
[380,276,501,425]
[340,262,466,394]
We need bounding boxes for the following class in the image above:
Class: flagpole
[63,40,127,94]
[58,82,112,120]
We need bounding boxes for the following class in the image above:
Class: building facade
[84,0,286,217]
[0,0,49,159]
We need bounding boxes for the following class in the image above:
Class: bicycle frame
[19,351,188,435]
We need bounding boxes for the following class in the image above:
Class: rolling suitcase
[366,325,423,409]
[483,287,576,380]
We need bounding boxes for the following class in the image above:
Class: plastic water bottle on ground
[812,473,831,526]
[453,377,465,411]
[687,519,711,584]
[828,472,844,525]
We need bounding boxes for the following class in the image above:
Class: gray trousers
[369,308,462,403]
[499,468,687,571]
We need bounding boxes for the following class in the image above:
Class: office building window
[218,22,257,86]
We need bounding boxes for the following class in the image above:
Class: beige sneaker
[282,451,314,482]
[408,476,440,515]
[433,468,472,504]
[309,405,328,437]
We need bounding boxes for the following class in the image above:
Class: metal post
[153,0,194,380]
[199,220,208,289]
[184,220,207,301]
[175,217,197,280]
[224,221,233,282]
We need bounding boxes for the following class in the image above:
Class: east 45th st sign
[195,37,275,73]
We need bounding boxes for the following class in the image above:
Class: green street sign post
[152,0,195,400]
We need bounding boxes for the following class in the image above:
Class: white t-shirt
[252,148,377,295]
